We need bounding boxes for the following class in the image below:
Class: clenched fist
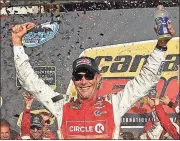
[12,23,35,46]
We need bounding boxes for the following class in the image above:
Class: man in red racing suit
[155,104,179,139]
[139,96,179,139]
[12,22,175,139]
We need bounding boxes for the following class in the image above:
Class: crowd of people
[0,15,179,140]
[1,91,57,140]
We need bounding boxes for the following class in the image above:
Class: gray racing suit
[14,45,165,139]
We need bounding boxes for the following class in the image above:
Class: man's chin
[31,135,41,140]
[79,93,96,100]
[79,94,90,99]
[33,137,41,140]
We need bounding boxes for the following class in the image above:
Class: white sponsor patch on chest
[66,120,108,137]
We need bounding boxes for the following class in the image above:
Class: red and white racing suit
[155,104,179,139]
[139,104,179,139]
[14,45,165,139]
[19,109,57,140]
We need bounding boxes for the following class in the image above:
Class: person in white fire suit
[12,21,175,139]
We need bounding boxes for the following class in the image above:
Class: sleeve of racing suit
[112,48,166,116]
[21,109,31,137]
[155,104,180,139]
[13,46,65,137]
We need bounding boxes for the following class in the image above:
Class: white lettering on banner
[121,116,176,123]
[95,123,104,133]
[70,126,94,132]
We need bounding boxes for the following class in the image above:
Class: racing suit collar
[80,97,96,105]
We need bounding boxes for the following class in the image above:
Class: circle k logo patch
[95,123,104,133]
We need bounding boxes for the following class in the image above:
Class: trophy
[22,22,59,47]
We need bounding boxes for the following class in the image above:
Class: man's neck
[79,93,97,102]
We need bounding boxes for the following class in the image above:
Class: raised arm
[154,97,179,139]
[21,92,33,138]
[155,104,179,139]
[12,23,64,118]
[112,23,175,117]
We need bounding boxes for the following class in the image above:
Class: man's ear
[72,76,75,82]
[96,74,102,90]
[96,73,102,83]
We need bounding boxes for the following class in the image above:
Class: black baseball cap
[30,114,43,128]
[72,57,100,74]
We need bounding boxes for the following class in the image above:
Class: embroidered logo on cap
[76,58,92,67]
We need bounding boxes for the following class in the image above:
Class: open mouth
[79,86,91,91]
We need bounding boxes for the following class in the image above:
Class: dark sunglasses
[73,72,95,81]
[44,119,50,124]
[30,125,42,130]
